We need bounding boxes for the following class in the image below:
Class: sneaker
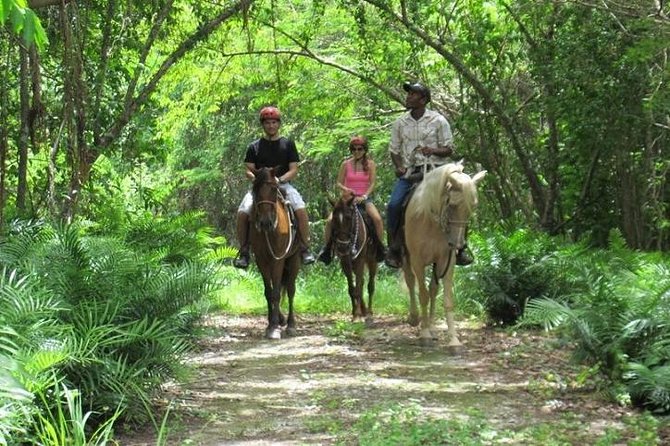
[302,249,316,265]
[384,249,401,269]
[455,248,473,266]
[233,251,250,269]
[317,247,332,265]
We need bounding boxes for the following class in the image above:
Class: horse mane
[408,163,478,221]
[252,167,273,194]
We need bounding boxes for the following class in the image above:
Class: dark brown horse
[249,167,301,339]
[329,195,379,324]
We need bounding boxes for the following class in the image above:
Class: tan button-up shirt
[389,109,453,170]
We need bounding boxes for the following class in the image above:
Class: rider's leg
[233,211,251,269]
[283,185,315,265]
[366,202,386,262]
[385,179,411,268]
[295,208,316,265]
[317,215,333,265]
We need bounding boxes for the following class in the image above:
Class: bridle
[434,184,469,280]
[333,204,367,260]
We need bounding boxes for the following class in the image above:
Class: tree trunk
[17,43,30,215]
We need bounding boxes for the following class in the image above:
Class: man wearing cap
[233,106,316,268]
[384,81,473,268]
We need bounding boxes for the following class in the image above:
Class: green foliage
[34,382,121,446]
[347,403,487,446]
[0,0,48,49]
[0,219,224,441]
[521,234,670,413]
[325,319,365,343]
[458,228,567,325]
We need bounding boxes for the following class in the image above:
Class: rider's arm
[244,162,255,180]
[391,152,406,177]
[419,115,454,158]
[420,143,453,158]
[278,161,299,183]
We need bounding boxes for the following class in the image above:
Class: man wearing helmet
[384,81,473,269]
[233,106,316,268]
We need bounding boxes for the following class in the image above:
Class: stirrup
[384,249,401,269]
[233,251,250,269]
[456,248,474,266]
[317,246,332,265]
[302,249,316,265]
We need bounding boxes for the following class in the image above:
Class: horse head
[441,167,486,249]
[330,195,359,257]
[251,167,280,232]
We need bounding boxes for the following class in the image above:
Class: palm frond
[625,362,670,413]
[519,297,575,331]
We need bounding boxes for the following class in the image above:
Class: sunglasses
[350,146,365,152]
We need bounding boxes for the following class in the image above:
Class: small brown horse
[329,195,379,323]
[249,167,301,339]
[400,162,486,348]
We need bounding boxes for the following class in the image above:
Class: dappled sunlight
[118,314,649,445]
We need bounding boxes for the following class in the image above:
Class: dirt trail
[119,314,644,445]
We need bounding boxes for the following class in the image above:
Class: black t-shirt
[243,137,300,178]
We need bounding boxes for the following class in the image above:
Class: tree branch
[362,0,547,215]
[99,0,253,149]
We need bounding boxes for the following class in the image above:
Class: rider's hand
[419,146,434,156]
[395,166,407,178]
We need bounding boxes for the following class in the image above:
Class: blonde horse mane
[408,162,480,223]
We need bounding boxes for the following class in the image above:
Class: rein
[334,205,367,260]
[253,181,295,261]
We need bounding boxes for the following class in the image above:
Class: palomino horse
[400,162,486,348]
[329,195,378,323]
[249,167,301,339]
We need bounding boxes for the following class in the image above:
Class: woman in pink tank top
[317,136,386,264]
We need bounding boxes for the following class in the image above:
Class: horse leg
[402,262,419,327]
[266,268,283,340]
[278,291,286,327]
[428,275,439,340]
[442,252,461,351]
[283,255,300,337]
[365,259,377,326]
[341,262,358,322]
[354,262,366,322]
[411,261,433,346]
[262,276,274,337]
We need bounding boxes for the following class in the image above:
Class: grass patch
[213,265,480,318]
[333,403,663,446]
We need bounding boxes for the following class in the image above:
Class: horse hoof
[285,327,297,337]
[266,328,281,340]
[420,336,434,347]
[408,314,420,327]
[446,344,463,355]
[419,329,434,347]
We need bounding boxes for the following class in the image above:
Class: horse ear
[327,195,337,207]
[472,170,487,184]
